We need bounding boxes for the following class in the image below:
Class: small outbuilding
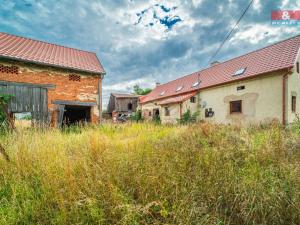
[107,93,140,121]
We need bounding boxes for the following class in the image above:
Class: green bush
[177,109,199,124]
[129,109,143,122]
[0,94,12,131]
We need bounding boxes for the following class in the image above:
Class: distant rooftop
[111,93,140,98]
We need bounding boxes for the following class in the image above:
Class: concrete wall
[0,59,101,125]
[199,72,284,125]
[287,53,300,123]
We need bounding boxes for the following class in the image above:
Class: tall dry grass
[0,123,300,225]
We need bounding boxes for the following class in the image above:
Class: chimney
[155,82,161,87]
[210,61,220,67]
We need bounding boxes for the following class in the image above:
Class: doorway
[63,105,91,126]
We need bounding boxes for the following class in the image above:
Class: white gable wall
[287,51,300,123]
[198,71,284,125]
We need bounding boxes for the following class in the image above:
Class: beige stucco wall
[287,53,300,123]
[141,70,294,125]
[141,95,199,124]
[160,104,180,123]
[199,72,284,125]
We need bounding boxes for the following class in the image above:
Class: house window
[165,107,170,116]
[230,100,242,114]
[190,96,196,103]
[237,85,245,91]
[128,103,133,110]
[297,62,299,74]
[149,111,152,116]
[292,96,296,113]
[69,74,81,82]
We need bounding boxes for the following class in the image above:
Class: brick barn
[0,32,105,127]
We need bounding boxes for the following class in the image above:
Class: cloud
[1,0,300,106]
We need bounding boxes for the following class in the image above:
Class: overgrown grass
[0,122,300,225]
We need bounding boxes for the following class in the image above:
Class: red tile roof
[158,91,197,105]
[0,32,105,74]
[141,35,300,104]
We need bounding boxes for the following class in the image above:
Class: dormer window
[233,68,246,76]
[176,86,183,92]
[192,81,200,88]
[160,91,165,96]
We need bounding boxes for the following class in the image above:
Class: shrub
[0,94,12,131]
[129,109,143,122]
[177,109,199,124]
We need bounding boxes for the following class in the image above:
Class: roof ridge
[0,32,97,55]
[155,34,300,89]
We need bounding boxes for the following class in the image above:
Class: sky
[0,0,300,107]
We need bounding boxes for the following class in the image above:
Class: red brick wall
[0,60,102,126]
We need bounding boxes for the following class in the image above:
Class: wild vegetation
[0,122,300,225]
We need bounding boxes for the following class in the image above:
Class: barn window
[128,103,133,110]
[292,96,296,113]
[69,74,81,82]
[297,62,299,74]
[230,100,242,114]
[165,107,170,116]
[0,64,19,74]
[190,96,196,103]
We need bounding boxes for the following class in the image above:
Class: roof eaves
[0,55,104,75]
[141,66,293,104]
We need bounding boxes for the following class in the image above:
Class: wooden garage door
[0,82,49,123]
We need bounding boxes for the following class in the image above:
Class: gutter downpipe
[282,68,293,126]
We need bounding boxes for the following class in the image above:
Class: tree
[133,85,152,95]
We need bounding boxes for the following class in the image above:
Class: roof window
[233,68,246,76]
[160,91,165,96]
[192,81,200,88]
[176,86,183,92]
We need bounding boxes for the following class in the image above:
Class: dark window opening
[128,103,133,110]
[297,62,299,74]
[63,105,91,126]
[165,107,170,116]
[149,111,152,116]
[190,96,196,103]
[153,108,160,117]
[292,96,296,113]
[69,74,81,82]
[237,85,245,91]
[230,100,242,114]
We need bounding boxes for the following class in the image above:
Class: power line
[208,0,254,64]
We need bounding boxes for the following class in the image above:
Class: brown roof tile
[141,35,300,103]
[0,32,105,74]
